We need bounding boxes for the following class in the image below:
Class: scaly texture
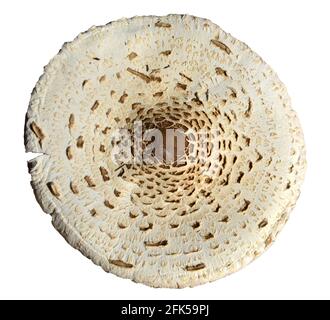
[25,15,306,288]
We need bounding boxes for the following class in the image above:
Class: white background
[0,0,329,300]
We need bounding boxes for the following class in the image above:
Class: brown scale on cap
[211,39,232,54]
[185,263,206,271]
[155,21,171,28]
[30,122,45,146]
[110,260,133,268]
[47,182,61,198]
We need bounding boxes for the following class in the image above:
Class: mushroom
[24,15,306,288]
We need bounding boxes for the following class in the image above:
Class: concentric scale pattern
[25,15,306,288]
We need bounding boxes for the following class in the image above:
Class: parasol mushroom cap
[25,14,306,288]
